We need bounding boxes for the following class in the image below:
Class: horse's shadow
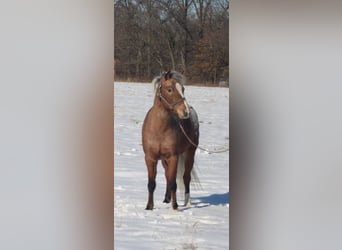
[179,192,229,211]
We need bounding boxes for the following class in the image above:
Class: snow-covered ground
[114,82,229,250]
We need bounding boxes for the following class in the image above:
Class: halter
[156,83,186,110]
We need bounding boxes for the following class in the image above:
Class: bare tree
[114,0,229,84]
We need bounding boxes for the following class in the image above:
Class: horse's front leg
[165,156,178,210]
[145,155,157,210]
[161,160,171,203]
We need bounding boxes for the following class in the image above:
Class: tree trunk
[147,0,152,78]
[168,41,176,70]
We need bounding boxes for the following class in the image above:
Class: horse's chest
[146,130,181,156]
[160,134,178,149]
[142,109,187,158]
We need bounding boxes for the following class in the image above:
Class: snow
[114,82,229,250]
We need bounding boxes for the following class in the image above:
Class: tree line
[114,0,229,85]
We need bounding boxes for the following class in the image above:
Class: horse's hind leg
[183,149,196,207]
[145,155,157,210]
[165,156,179,210]
[161,160,171,203]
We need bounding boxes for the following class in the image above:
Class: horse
[142,70,199,210]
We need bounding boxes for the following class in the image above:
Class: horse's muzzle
[178,109,190,119]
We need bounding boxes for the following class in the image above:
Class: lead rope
[178,122,229,154]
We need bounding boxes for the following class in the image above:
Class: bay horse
[142,70,199,210]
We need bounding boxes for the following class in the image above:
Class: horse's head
[157,71,190,119]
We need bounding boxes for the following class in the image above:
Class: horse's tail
[177,153,202,199]
[191,161,202,191]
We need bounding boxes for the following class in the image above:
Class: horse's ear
[163,70,172,80]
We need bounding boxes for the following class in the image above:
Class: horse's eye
[167,88,173,93]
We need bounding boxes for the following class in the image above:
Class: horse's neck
[153,95,163,108]
[152,97,177,127]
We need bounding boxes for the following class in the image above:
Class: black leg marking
[170,180,177,192]
[163,193,171,203]
[148,180,156,192]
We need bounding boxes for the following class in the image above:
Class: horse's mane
[152,71,186,92]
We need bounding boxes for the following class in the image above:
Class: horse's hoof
[172,203,178,210]
[184,200,191,207]
[163,197,171,203]
[145,204,154,210]
[184,193,191,207]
